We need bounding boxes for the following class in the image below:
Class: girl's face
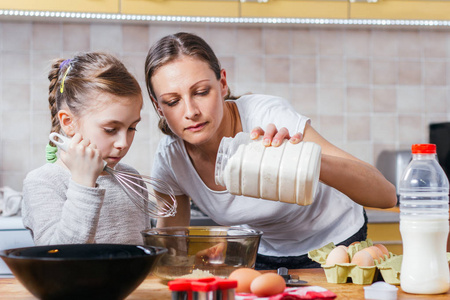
[74,93,142,168]
[151,56,228,146]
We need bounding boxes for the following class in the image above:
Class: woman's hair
[48,52,141,145]
[144,32,235,136]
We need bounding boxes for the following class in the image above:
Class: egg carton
[376,252,450,286]
[308,239,395,285]
[376,255,402,285]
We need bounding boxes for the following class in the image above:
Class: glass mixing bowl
[141,226,262,281]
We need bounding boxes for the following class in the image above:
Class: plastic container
[364,282,398,300]
[215,132,321,205]
[399,144,450,294]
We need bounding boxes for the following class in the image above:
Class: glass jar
[215,132,321,205]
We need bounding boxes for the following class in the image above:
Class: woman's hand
[250,123,302,147]
[195,242,227,266]
[59,133,104,188]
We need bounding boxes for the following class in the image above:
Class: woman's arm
[303,123,397,208]
[156,193,191,227]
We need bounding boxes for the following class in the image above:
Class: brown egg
[374,244,389,257]
[363,246,384,263]
[325,246,349,265]
[250,273,286,297]
[350,241,360,246]
[337,245,348,251]
[351,250,375,266]
[228,268,261,293]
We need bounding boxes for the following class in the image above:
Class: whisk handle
[49,133,70,152]
[48,133,107,169]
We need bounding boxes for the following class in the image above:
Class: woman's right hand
[250,123,303,147]
[59,133,104,187]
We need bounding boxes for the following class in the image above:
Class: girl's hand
[250,123,302,147]
[59,133,104,187]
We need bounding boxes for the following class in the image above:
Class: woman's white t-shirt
[151,94,364,256]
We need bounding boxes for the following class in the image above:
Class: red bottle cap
[411,144,436,154]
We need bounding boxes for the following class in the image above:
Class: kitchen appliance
[376,149,412,202]
[429,122,450,181]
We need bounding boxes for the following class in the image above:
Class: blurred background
[0,0,450,192]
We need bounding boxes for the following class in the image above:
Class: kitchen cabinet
[122,0,348,19]
[366,207,403,255]
[2,0,450,21]
[350,0,450,20]
[0,0,119,13]
[118,0,240,17]
[367,222,402,254]
[240,0,348,19]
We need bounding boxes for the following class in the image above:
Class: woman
[144,32,397,269]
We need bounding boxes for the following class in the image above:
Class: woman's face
[74,92,142,168]
[151,56,228,146]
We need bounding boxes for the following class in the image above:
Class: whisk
[49,133,177,218]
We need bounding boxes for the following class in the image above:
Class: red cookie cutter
[169,277,238,300]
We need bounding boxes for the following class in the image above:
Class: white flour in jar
[221,135,321,205]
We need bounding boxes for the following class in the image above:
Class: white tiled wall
[1,20,450,191]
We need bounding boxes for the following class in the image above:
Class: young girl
[22,52,148,245]
[145,32,397,269]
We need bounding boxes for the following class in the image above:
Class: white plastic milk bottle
[215,132,321,205]
[399,144,450,294]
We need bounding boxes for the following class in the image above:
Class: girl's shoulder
[24,163,70,188]
[26,163,68,179]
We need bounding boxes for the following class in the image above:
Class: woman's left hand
[250,123,302,147]
[194,242,227,266]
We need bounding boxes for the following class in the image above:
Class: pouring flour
[215,132,321,205]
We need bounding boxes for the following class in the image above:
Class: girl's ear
[219,69,229,98]
[57,109,76,136]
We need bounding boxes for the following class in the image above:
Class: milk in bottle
[399,143,450,294]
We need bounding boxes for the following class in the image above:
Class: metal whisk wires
[107,168,177,218]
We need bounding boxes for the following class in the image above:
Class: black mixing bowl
[0,244,167,300]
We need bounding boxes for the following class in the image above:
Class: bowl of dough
[0,243,167,300]
[141,226,262,281]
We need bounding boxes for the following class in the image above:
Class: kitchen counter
[365,206,403,254]
[1,268,449,299]
[0,216,34,275]
[365,207,400,223]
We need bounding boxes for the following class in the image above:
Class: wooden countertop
[1,268,449,299]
